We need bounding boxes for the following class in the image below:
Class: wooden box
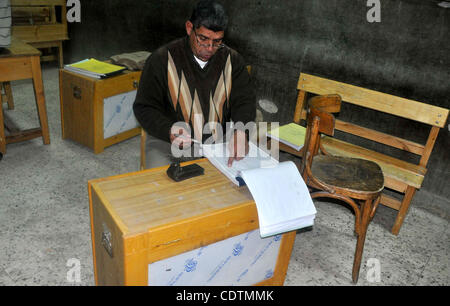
[88,159,296,286]
[59,69,141,153]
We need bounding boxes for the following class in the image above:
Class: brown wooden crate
[88,160,296,285]
[59,69,142,154]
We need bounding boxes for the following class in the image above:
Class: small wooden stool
[0,38,50,155]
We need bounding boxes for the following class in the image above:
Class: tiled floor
[0,64,448,286]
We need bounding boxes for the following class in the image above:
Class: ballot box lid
[88,159,254,236]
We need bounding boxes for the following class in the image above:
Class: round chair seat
[311,155,384,195]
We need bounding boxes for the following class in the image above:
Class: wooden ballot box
[59,69,141,154]
[88,159,296,286]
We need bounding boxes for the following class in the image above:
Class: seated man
[133,0,255,168]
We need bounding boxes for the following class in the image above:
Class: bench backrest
[11,0,68,42]
[294,73,449,167]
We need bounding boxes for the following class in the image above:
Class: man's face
[186,21,224,62]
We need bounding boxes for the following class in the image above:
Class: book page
[202,142,278,186]
[239,161,316,237]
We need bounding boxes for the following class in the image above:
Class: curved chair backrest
[307,94,341,136]
[301,94,342,170]
[308,94,341,114]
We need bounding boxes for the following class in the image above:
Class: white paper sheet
[201,141,278,186]
[239,161,316,237]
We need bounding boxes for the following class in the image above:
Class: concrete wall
[65,0,449,198]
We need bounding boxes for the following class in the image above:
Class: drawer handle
[73,85,82,100]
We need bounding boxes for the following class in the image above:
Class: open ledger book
[202,142,316,237]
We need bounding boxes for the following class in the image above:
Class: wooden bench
[11,0,68,67]
[285,73,449,235]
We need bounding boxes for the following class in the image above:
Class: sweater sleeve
[133,50,175,143]
[229,51,256,127]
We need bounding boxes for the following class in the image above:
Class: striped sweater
[133,36,256,143]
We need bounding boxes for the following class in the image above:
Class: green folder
[267,123,307,151]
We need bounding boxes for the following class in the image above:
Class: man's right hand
[170,127,192,148]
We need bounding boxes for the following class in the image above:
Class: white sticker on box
[148,229,282,286]
[103,90,139,139]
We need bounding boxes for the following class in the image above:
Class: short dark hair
[189,0,228,32]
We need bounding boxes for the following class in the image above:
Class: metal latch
[72,85,82,99]
[101,223,113,258]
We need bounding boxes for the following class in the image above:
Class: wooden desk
[88,159,296,286]
[0,38,50,154]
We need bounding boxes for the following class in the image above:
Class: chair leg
[140,127,147,171]
[58,41,64,69]
[4,82,14,110]
[391,186,416,236]
[30,55,50,145]
[352,198,373,283]
[370,195,381,221]
[311,191,361,235]
[0,104,6,155]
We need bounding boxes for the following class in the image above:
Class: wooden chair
[300,94,384,283]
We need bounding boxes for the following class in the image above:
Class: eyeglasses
[193,29,225,49]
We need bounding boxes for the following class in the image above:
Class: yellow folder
[267,123,307,151]
[69,58,125,75]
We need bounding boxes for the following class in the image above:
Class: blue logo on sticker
[184,258,197,272]
[232,243,244,256]
[265,269,274,279]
